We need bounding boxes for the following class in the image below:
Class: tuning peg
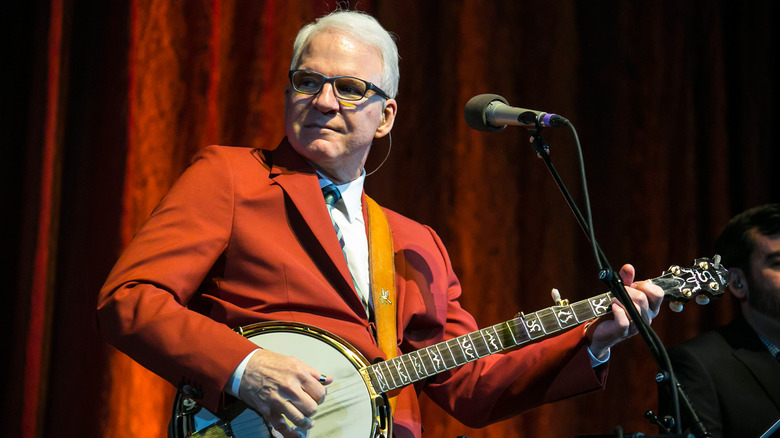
[551,288,569,306]
[668,301,684,313]
[695,295,710,305]
[713,254,721,268]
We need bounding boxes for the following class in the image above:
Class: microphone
[464,94,569,132]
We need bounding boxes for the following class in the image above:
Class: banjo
[168,257,727,438]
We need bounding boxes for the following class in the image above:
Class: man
[97,10,663,438]
[658,204,780,438]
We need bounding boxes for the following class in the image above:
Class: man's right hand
[238,349,332,438]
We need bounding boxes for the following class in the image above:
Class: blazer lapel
[733,347,780,410]
[253,141,363,311]
[728,318,780,410]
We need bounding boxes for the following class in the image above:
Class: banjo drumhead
[245,325,376,438]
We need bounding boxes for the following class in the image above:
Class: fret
[458,334,478,362]
[588,294,612,317]
[553,305,578,327]
[399,355,419,382]
[523,312,545,339]
[571,299,596,322]
[427,345,444,372]
[549,308,564,328]
[481,327,502,353]
[442,340,457,369]
[504,320,519,345]
[508,317,532,344]
[471,330,489,356]
[418,351,431,376]
[450,336,464,365]
[373,365,390,392]
[495,326,507,349]
[393,357,411,385]
[410,351,428,378]
[402,355,416,381]
[433,345,446,371]
[383,360,399,388]
[536,308,561,334]
[603,293,615,313]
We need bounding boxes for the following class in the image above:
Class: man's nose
[311,82,340,111]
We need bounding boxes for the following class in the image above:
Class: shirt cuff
[224,349,260,397]
[587,346,610,367]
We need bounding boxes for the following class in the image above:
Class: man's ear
[283,86,292,112]
[375,99,397,138]
[728,267,749,301]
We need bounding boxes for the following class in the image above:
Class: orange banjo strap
[365,195,398,414]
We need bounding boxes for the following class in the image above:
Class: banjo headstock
[649,255,729,312]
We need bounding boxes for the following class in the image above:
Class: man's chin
[290,139,343,162]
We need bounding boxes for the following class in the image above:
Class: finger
[619,263,636,285]
[629,281,663,322]
[270,367,327,415]
[284,387,320,420]
[636,280,665,315]
[301,374,330,405]
[623,286,651,323]
[610,302,633,335]
[272,398,315,432]
[267,413,302,438]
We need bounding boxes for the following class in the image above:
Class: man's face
[284,30,395,183]
[746,231,780,321]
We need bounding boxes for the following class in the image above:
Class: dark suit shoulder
[670,316,763,358]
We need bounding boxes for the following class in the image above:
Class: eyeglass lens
[291,71,369,101]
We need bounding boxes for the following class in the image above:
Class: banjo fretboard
[367,292,614,393]
[366,256,727,394]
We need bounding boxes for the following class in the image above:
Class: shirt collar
[317,170,365,223]
[758,333,780,358]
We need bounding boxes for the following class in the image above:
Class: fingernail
[319,374,327,383]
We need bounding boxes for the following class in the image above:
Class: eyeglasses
[289,70,391,101]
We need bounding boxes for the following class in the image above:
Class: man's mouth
[306,123,342,133]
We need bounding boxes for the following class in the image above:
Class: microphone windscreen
[464,94,508,132]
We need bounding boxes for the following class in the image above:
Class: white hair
[289,10,400,99]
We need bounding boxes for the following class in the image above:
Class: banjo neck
[363,256,728,394]
[363,291,614,394]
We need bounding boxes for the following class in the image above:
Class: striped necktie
[322,184,346,248]
[322,184,366,308]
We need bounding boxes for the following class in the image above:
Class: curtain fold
[7,1,779,437]
[20,0,67,436]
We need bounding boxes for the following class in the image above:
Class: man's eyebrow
[764,250,780,261]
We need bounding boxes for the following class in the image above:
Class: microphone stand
[526,126,710,438]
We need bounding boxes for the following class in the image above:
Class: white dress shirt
[318,172,370,307]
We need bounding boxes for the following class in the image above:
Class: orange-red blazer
[97,140,606,437]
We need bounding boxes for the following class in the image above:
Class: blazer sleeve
[405,225,607,427]
[659,343,724,437]
[96,146,259,411]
